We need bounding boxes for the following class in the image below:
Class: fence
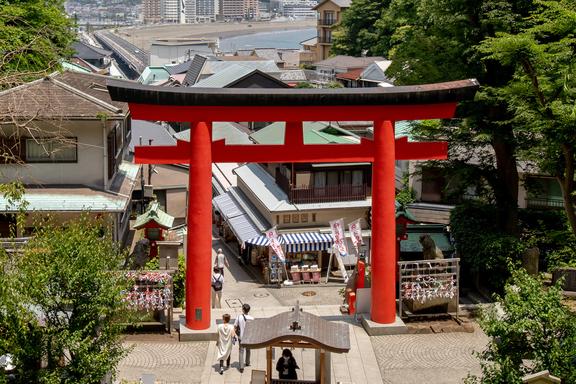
[397,258,460,318]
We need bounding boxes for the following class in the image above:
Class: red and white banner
[348,218,363,254]
[265,226,285,262]
[330,218,348,256]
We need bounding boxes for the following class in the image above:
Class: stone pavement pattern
[116,238,489,383]
[373,327,489,384]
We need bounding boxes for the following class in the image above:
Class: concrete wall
[1,120,105,188]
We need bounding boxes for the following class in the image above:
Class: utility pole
[148,139,154,185]
[139,136,145,213]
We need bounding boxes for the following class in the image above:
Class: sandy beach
[117,19,316,51]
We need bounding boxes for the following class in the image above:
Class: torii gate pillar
[371,121,397,323]
[106,78,479,330]
[186,122,212,329]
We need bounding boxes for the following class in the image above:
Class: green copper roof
[396,207,417,222]
[250,122,359,144]
[133,201,174,229]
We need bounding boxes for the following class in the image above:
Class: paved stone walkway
[373,326,489,384]
[115,237,489,384]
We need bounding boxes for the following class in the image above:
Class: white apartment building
[162,0,180,22]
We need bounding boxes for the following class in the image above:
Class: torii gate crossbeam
[107,79,479,330]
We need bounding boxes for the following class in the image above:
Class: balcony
[318,18,336,26]
[317,36,333,44]
[526,197,564,209]
[276,172,370,204]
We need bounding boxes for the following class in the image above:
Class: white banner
[330,218,348,256]
[330,218,349,282]
[348,218,364,254]
[265,226,285,262]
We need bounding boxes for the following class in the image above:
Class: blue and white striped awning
[282,232,333,253]
[246,232,334,253]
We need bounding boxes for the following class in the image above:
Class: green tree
[0,0,74,88]
[467,268,576,383]
[478,0,576,237]
[0,215,131,384]
[334,0,548,236]
[331,0,390,56]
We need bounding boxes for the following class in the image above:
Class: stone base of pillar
[361,315,408,336]
[178,316,218,342]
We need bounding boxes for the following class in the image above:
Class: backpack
[235,314,245,339]
[212,275,223,291]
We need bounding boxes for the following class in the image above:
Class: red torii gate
[107,79,479,330]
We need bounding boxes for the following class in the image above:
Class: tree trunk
[492,129,520,236]
[560,144,576,237]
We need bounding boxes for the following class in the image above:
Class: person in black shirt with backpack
[211,266,224,308]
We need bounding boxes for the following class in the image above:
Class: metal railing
[318,18,336,26]
[276,172,370,204]
[317,36,333,44]
[526,197,564,209]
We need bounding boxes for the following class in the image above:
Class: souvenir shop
[245,232,360,285]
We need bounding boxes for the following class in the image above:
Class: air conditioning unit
[143,184,154,198]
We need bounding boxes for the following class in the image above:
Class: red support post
[185,122,212,330]
[370,120,397,324]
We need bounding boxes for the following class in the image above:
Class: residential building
[196,0,217,21]
[221,0,244,20]
[71,41,112,70]
[313,55,385,84]
[161,0,180,23]
[0,71,137,243]
[281,0,317,18]
[312,0,350,61]
[143,0,162,23]
[192,65,289,88]
[335,60,394,88]
[185,0,197,23]
[244,0,259,18]
[149,39,217,66]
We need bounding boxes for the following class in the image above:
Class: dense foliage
[479,1,576,235]
[334,0,576,239]
[466,269,576,383]
[0,216,131,384]
[450,202,525,292]
[0,0,74,88]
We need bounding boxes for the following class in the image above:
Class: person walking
[276,348,299,380]
[216,314,236,375]
[234,303,254,373]
[211,266,224,309]
[214,248,230,275]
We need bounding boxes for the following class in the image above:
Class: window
[295,172,312,188]
[352,170,363,186]
[292,214,299,223]
[421,168,445,203]
[283,214,291,224]
[301,213,308,223]
[26,138,77,163]
[311,213,316,222]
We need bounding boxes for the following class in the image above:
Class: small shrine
[242,302,350,384]
[133,201,174,258]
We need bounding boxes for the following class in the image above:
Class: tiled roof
[312,0,351,10]
[193,65,288,88]
[314,55,387,71]
[174,122,251,144]
[250,122,359,144]
[182,55,208,86]
[0,71,127,119]
[0,185,129,213]
[279,70,308,81]
[164,60,192,75]
[300,37,317,46]
[133,201,175,229]
[72,41,112,61]
[335,68,364,81]
[200,60,280,77]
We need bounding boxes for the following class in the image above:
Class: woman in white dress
[216,313,236,374]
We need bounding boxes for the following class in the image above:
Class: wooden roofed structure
[241,302,350,384]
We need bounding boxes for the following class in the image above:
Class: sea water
[219,28,316,52]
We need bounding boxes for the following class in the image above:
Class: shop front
[245,232,360,285]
